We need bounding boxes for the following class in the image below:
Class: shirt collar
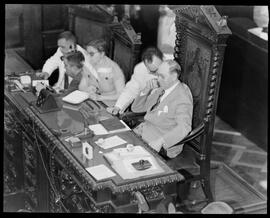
[160,81,179,102]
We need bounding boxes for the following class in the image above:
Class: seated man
[132,60,193,158]
[107,47,164,115]
[36,31,98,92]
[62,51,98,95]
[80,39,125,106]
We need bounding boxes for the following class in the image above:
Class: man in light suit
[132,60,193,158]
[36,31,98,93]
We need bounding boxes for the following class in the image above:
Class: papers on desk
[32,79,49,87]
[248,27,268,41]
[86,164,116,181]
[88,120,130,135]
[103,146,164,180]
[96,135,127,149]
[62,90,89,104]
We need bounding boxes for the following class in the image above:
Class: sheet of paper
[88,124,108,135]
[99,135,127,149]
[32,80,49,87]
[113,145,150,157]
[88,121,130,136]
[62,90,89,104]
[86,164,116,180]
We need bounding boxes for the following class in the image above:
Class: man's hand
[106,106,121,115]
[36,71,50,80]
[89,93,100,101]
[141,78,159,95]
[148,137,165,152]
[86,85,98,94]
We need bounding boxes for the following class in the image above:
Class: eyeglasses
[149,69,158,75]
[88,51,99,56]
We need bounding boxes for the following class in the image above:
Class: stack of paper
[96,135,127,149]
[86,164,116,180]
[62,90,89,104]
[88,120,130,135]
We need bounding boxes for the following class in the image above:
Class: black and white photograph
[4,4,268,213]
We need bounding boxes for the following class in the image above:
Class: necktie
[64,73,69,89]
[150,89,165,111]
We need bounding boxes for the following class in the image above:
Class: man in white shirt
[36,31,97,92]
[107,47,163,115]
[132,60,193,158]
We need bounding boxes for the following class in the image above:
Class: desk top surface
[5,75,183,192]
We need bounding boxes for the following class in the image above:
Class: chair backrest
[68,5,141,82]
[174,6,231,154]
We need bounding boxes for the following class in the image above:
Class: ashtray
[132,159,152,171]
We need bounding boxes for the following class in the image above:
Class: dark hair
[57,31,77,44]
[85,39,107,53]
[63,51,85,69]
[141,47,163,63]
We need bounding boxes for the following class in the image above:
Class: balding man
[132,60,193,158]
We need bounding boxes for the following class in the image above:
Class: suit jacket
[131,82,193,158]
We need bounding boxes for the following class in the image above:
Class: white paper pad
[86,164,116,180]
[89,124,108,135]
[88,120,130,135]
[62,90,89,104]
[32,80,49,87]
[248,27,268,41]
[97,135,127,149]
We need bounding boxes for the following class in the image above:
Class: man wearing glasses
[107,47,163,115]
[36,31,97,93]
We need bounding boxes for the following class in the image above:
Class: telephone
[34,88,60,113]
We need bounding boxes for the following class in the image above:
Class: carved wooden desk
[4,82,183,212]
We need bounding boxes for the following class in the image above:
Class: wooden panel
[74,16,110,47]
[217,33,268,150]
[41,4,68,60]
[23,4,43,69]
[68,5,141,81]
[42,4,68,31]
[182,34,212,128]
[5,4,24,48]
[5,49,33,75]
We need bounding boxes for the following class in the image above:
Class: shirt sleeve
[42,49,61,76]
[114,65,142,110]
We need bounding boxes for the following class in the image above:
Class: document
[86,164,116,181]
[88,120,130,135]
[62,90,89,104]
[88,124,108,135]
[103,146,164,179]
[97,135,127,149]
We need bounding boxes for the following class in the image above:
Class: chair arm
[119,111,146,128]
[171,122,205,147]
[119,111,146,120]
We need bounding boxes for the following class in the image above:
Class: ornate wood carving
[175,5,231,129]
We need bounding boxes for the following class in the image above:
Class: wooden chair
[120,5,231,208]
